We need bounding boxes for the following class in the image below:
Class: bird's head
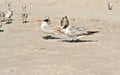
[37,18,50,23]
[43,19,50,23]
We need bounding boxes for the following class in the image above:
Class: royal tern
[58,25,98,42]
[21,5,28,23]
[38,18,59,39]
[0,11,5,21]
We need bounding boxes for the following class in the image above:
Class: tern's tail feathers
[87,31,99,35]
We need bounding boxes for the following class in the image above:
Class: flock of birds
[0,4,28,28]
[0,1,113,42]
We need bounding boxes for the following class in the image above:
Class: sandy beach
[0,0,120,75]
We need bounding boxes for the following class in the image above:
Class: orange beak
[56,26,61,31]
[37,19,42,23]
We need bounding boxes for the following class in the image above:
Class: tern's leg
[71,39,74,42]
[24,18,25,23]
[23,18,25,23]
[22,18,24,23]
[47,35,52,38]
[8,18,11,23]
[75,36,81,42]
[75,39,80,42]
[46,35,49,40]
[71,38,75,42]
[6,20,8,24]
[45,35,52,40]
[71,37,79,42]
[3,17,5,21]
[8,18,10,23]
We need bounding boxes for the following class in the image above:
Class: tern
[38,18,59,39]
[58,25,98,42]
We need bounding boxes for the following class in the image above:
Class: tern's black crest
[43,19,49,22]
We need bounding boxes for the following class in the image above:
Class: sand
[0,0,120,75]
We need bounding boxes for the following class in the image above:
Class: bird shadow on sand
[62,39,98,43]
[0,30,4,32]
[23,21,29,23]
[1,20,5,22]
[5,22,12,24]
[5,19,14,24]
[43,36,61,40]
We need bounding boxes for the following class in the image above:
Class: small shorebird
[5,3,13,24]
[5,10,13,24]
[108,1,113,10]
[21,5,28,23]
[0,11,5,21]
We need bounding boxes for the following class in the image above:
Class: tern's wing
[69,26,86,31]
[70,27,88,36]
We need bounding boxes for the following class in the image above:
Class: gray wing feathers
[69,26,88,36]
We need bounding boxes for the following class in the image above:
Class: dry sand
[0,0,120,75]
